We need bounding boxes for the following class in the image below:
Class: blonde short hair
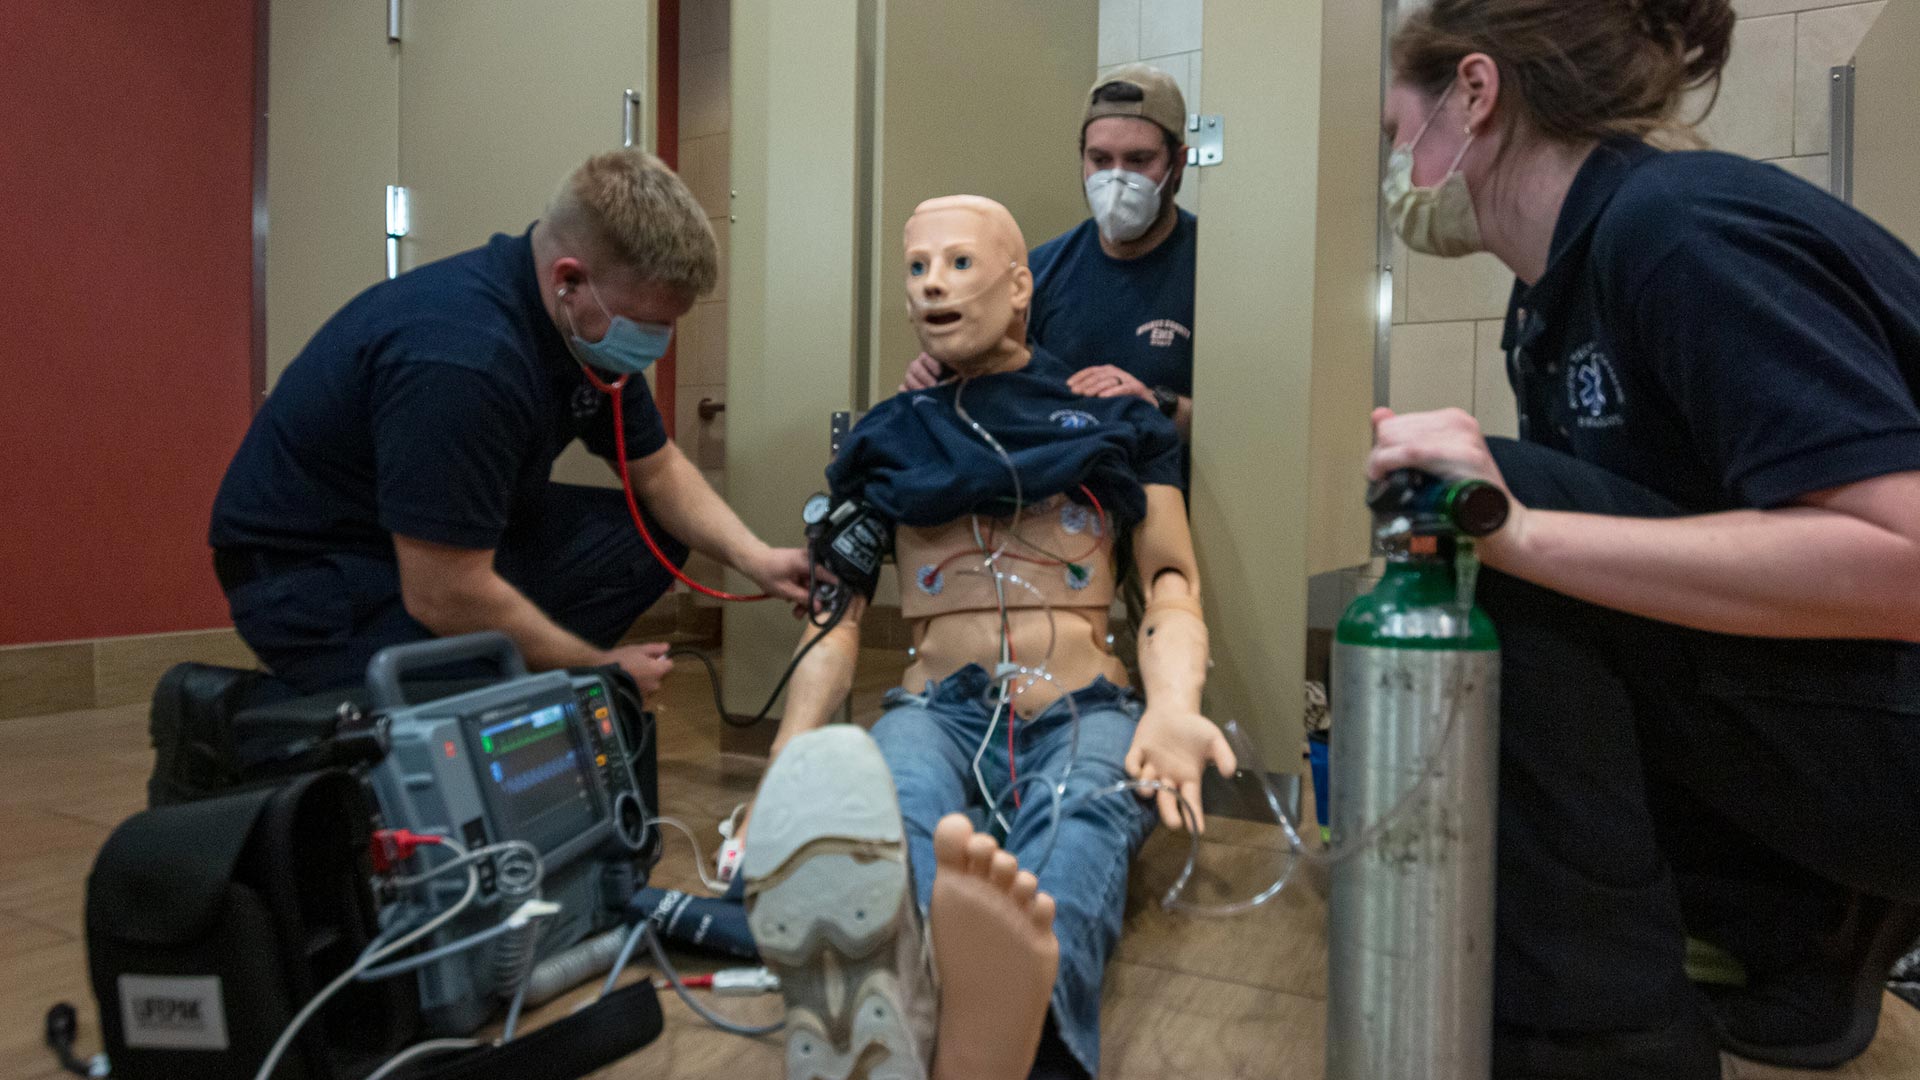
[546,149,719,296]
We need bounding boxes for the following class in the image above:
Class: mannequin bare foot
[928,814,1059,1080]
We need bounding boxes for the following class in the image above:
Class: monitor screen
[470,700,599,855]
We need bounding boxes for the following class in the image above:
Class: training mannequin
[737,195,1234,1080]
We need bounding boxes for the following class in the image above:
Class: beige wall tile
[676,299,729,387]
[1404,250,1513,323]
[1139,0,1202,58]
[680,134,730,218]
[1388,320,1476,415]
[1737,0,1873,15]
[1099,0,1141,67]
[1694,14,1797,160]
[1474,318,1519,440]
[1186,47,1202,114]
[681,551,728,593]
[1141,52,1195,116]
[94,630,262,710]
[1796,2,1887,156]
[1772,153,1833,191]
[680,0,730,59]
[676,382,728,471]
[680,50,730,142]
[0,643,93,722]
[706,215,730,304]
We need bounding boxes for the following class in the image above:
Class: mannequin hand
[744,546,812,606]
[1368,407,1532,556]
[900,352,953,392]
[1068,364,1155,403]
[604,642,674,695]
[1124,708,1238,832]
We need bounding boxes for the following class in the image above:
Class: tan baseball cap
[1083,64,1187,145]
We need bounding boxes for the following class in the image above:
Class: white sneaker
[742,726,937,1080]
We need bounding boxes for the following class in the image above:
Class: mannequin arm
[1123,485,1236,830]
[767,596,867,761]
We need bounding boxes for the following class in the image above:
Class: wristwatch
[1152,385,1180,418]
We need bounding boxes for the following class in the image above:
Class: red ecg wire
[583,366,771,603]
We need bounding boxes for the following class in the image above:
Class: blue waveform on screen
[499,749,581,795]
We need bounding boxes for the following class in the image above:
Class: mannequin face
[903,196,1033,373]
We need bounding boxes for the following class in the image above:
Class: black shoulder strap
[392,981,664,1080]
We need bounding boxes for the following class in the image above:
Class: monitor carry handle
[365,632,531,710]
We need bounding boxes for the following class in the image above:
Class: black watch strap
[1153,386,1180,418]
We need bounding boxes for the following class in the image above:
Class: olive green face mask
[1382,81,1483,258]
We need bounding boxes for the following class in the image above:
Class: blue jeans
[871,664,1156,1079]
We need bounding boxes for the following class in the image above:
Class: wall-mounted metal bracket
[1185,114,1225,167]
[830,411,851,457]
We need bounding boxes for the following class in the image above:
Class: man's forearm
[412,572,607,671]
[632,442,771,572]
[769,600,866,758]
[1173,395,1192,440]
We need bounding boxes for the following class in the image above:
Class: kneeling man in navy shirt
[210,149,807,695]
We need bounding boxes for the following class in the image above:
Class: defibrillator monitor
[361,634,656,1033]
[466,698,600,857]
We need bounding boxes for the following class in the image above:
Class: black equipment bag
[147,662,657,816]
[86,769,416,1079]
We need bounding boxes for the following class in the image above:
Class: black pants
[220,483,688,694]
[1481,438,1920,1078]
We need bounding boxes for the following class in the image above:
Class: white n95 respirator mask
[1085,168,1168,244]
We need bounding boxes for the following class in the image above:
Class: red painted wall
[0,2,257,645]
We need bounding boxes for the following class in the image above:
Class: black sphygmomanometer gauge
[802,493,832,526]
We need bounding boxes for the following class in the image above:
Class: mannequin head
[903,195,1034,377]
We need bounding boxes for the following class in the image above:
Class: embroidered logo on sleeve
[571,383,604,419]
[1565,341,1627,430]
[1135,319,1193,348]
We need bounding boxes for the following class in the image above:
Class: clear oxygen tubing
[952,371,1302,914]
[943,369,1477,918]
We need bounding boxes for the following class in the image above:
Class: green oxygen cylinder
[1326,470,1505,1080]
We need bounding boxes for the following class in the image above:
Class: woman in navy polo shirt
[1369,1,1920,1076]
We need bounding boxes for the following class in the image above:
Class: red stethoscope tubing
[580,362,772,603]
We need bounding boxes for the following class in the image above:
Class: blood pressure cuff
[827,352,1181,531]
[807,498,893,601]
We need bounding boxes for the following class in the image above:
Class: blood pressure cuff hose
[807,498,892,602]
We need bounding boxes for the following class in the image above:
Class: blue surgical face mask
[562,278,673,376]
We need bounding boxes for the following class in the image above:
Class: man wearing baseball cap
[905,64,1198,453]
